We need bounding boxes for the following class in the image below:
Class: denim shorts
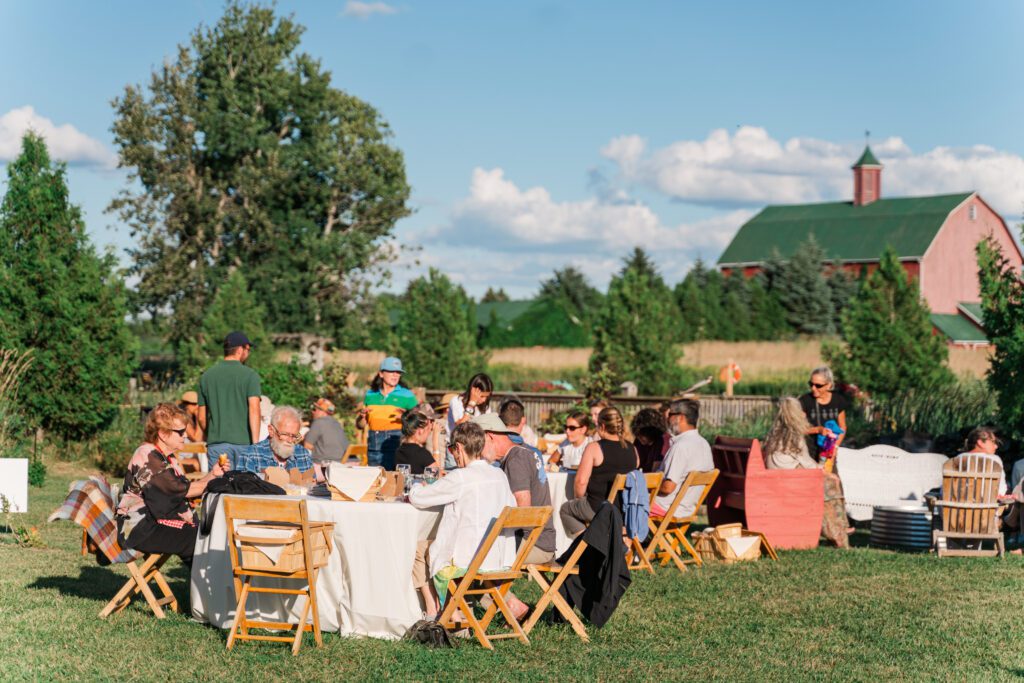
[367,429,402,470]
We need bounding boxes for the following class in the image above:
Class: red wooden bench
[705,436,824,550]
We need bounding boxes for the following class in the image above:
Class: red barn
[717,146,1023,346]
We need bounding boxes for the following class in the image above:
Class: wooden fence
[423,390,777,431]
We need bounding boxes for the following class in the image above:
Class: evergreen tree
[538,266,603,328]
[110,2,410,354]
[178,270,272,379]
[0,133,136,439]
[480,287,510,303]
[675,266,705,342]
[825,247,952,398]
[590,248,682,394]
[976,236,1024,441]
[774,236,835,335]
[701,268,728,339]
[721,273,753,340]
[747,273,789,339]
[396,269,487,388]
[827,265,859,333]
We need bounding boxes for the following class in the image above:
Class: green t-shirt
[198,360,261,445]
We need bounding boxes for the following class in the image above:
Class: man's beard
[668,421,682,437]
[270,439,295,460]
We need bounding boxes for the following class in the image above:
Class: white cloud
[341,1,398,19]
[0,106,115,167]
[604,126,1024,215]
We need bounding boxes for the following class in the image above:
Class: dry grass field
[326,341,990,379]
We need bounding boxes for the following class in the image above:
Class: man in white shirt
[409,421,516,610]
[652,399,714,519]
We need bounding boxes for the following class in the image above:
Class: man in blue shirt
[236,405,314,475]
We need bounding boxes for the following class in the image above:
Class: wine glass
[424,465,440,485]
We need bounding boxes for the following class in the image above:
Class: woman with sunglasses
[115,402,225,568]
[798,366,849,460]
[548,411,592,470]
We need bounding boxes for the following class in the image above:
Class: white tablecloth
[191,495,442,640]
[547,471,577,556]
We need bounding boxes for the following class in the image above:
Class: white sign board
[0,458,29,513]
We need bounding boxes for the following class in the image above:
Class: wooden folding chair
[223,497,335,655]
[933,456,1005,558]
[438,506,551,650]
[606,471,663,574]
[342,443,369,466]
[522,537,590,643]
[644,469,720,572]
[99,552,179,619]
[177,442,207,474]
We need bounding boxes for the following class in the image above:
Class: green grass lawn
[3,462,1023,682]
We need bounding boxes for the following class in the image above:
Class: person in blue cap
[357,356,418,470]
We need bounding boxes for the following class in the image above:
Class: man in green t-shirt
[198,331,262,470]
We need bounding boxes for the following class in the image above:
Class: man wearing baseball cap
[198,331,262,470]
[303,398,349,464]
[357,356,418,470]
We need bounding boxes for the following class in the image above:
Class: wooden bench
[705,436,824,550]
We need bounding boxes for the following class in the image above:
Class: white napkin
[236,524,297,564]
[327,464,382,501]
[725,535,759,558]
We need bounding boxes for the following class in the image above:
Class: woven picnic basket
[235,521,335,573]
[693,523,764,564]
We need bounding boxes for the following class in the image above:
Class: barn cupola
[852,145,882,206]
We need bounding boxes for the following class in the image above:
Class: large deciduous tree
[0,133,136,439]
[825,247,951,398]
[109,2,410,355]
[589,248,682,394]
[395,269,487,388]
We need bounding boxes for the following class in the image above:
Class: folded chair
[438,506,551,650]
[644,469,720,572]
[223,497,335,655]
[606,471,663,574]
[933,456,1005,558]
[48,476,178,619]
[342,443,369,466]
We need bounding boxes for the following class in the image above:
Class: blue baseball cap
[380,356,404,373]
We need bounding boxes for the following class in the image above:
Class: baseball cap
[413,403,440,420]
[473,412,517,435]
[179,390,198,405]
[380,356,404,373]
[224,331,253,348]
[311,398,335,415]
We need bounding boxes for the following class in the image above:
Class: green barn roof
[717,192,972,266]
[930,313,988,344]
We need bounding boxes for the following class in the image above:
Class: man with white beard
[236,405,315,476]
[651,399,713,519]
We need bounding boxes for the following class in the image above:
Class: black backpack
[198,470,286,536]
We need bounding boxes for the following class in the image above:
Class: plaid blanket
[48,476,138,564]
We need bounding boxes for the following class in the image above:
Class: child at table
[409,421,517,616]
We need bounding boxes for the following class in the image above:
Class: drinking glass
[397,464,412,494]
[424,465,440,485]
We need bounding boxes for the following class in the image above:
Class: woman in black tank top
[560,406,640,537]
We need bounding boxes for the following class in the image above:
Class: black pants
[123,518,198,567]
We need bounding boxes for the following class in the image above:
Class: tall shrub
[590,248,682,394]
[0,133,136,439]
[395,269,487,388]
[825,246,952,398]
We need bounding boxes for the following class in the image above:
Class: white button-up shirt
[409,458,517,578]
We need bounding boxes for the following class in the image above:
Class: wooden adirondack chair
[933,455,1005,558]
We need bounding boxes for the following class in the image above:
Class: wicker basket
[693,523,765,564]
[235,521,334,573]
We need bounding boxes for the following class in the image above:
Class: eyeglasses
[808,382,829,389]
[271,426,302,442]
[564,423,584,431]
[168,427,187,437]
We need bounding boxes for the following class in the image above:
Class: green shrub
[699,410,775,443]
[261,359,323,409]
[95,409,145,476]
[27,459,46,488]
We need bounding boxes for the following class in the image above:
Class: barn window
[969,204,977,221]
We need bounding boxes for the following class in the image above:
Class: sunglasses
[808,382,829,389]
[564,423,584,431]
[168,427,187,437]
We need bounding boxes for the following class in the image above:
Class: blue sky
[2,1,1022,297]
